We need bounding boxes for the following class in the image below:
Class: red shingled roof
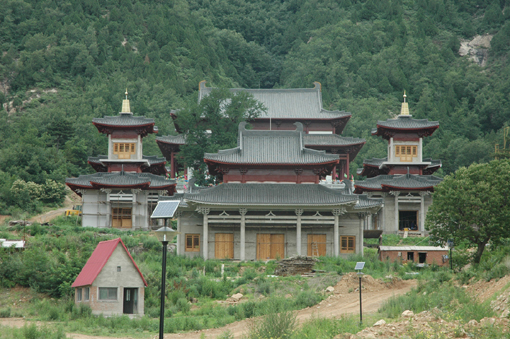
[72,238,147,288]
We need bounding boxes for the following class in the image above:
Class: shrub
[217,330,234,339]
[256,280,271,296]
[483,263,509,282]
[176,298,190,314]
[243,268,258,280]
[0,307,11,318]
[295,290,322,308]
[247,308,296,339]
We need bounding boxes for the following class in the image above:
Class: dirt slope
[162,273,416,339]
[345,274,510,339]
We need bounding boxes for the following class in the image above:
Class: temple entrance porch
[176,208,368,261]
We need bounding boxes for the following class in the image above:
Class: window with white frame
[99,287,117,300]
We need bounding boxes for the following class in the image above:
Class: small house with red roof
[72,238,147,316]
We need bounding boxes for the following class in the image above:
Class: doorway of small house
[123,288,138,314]
[407,252,414,262]
[418,252,427,264]
[399,211,418,230]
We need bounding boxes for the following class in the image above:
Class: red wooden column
[332,165,337,181]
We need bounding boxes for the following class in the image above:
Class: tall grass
[293,315,362,339]
[247,299,297,339]
[379,278,494,322]
[0,324,67,339]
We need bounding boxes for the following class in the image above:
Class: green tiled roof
[354,174,442,192]
[199,83,350,120]
[88,155,166,165]
[372,115,438,133]
[66,172,175,189]
[303,134,365,146]
[93,114,156,129]
[183,183,367,206]
[204,123,339,165]
[156,134,186,145]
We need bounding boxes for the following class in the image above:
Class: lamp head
[155,226,180,243]
[447,239,454,249]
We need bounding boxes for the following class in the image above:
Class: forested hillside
[1,0,509,214]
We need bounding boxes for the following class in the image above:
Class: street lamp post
[355,262,365,325]
[155,225,179,339]
[447,239,454,271]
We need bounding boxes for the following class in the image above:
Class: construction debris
[274,256,318,277]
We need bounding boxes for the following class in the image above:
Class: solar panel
[150,201,180,219]
[355,262,365,270]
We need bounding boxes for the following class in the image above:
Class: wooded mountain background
[1,0,510,214]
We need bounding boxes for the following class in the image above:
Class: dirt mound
[333,273,404,294]
[464,273,510,304]
[341,309,510,339]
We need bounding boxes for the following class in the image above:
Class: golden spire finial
[121,88,131,114]
[400,90,409,116]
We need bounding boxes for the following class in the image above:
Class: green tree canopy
[175,89,266,185]
[426,160,510,264]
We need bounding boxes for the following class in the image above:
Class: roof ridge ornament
[121,89,132,114]
[400,91,410,116]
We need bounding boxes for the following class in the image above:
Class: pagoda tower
[66,92,176,230]
[354,93,442,235]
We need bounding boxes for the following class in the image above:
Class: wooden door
[270,234,284,259]
[215,233,234,259]
[307,234,326,257]
[257,234,271,260]
[257,234,284,260]
[112,208,132,228]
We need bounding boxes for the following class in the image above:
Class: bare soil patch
[28,191,79,224]
[343,310,509,339]
[344,274,510,339]
[161,274,416,339]
[464,273,510,303]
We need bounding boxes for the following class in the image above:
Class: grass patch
[379,277,494,323]
[0,324,67,339]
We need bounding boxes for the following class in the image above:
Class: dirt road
[28,192,79,224]
[0,274,416,339]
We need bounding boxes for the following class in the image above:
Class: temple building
[169,123,382,260]
[66,92,176,230]
[354,93,442,236]
[156,81,365,180]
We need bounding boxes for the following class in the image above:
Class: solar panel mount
[150,201,180,219]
